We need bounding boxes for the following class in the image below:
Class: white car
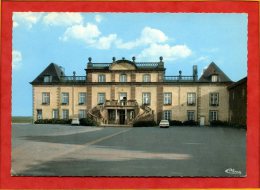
[159,120,170,128]
[71,118,80,125]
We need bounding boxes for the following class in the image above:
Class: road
[12,124,246,177]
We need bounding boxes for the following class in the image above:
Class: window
[119,92,127,100]
[142,92,151,105]
[98,93,105,104]
[119,74,127,82]
[209,110,218,121]
[211,75,218,82]
[62,109,69,119]
[42,92,50,105]
[164,93,172,105]
[163,110,172,120]
[61,92,69,105]
[52,109,59,119]
[210,93,219,106]
[79,109,86,119]
[78,92,86,105]
[187,93,196,106]
[98,74,106,82]
[187,111,195,121]
[43,75,52,83]
[143,74,151,82]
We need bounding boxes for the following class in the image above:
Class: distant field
[12,116,32,123]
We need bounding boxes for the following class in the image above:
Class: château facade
[30,57,234,126]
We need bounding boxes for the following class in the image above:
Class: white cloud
[13,12,42,28]
[138,44,192,61]
[192,56,210,64]
[12,50,22,69]
[13,21,18,28]
[95,34,117,49]
[43,13,83,26]
[60,23,101,44]
[116,27,168,49]
[95,14,103,23]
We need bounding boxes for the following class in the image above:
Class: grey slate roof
[199,62,232,82]
[31,63,64,83]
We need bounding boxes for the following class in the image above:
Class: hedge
[79,118,97,126]
[169,120,183,126]
[182,120,199,126]
[34,119,72,124]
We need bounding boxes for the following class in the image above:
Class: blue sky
[12,13,247,116]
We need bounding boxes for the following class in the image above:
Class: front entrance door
[200,116,205,126]
[37,109,42,120]
[119,110,125,124]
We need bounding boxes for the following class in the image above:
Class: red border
[1,1,259,188]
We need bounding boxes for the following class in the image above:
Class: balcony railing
[60,76,86,82]
[164,75,196,82]
[104,100,138,107]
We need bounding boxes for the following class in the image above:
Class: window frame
[163,110,172,120]
[210,92,219,106]
[211,75,218,82]
[42,92,50,105]
[98,93,106,104]
[52,109,59,119]
[43,75,52,83]
[62,109,69,119]
[61,92,69,105]
[187,92,196,106]
[119,74,127,82]
[163,92,172,105]
[209,110,218,121]
[78,109,86,119]
[78,92,86,105]
[98,74,106,82]
[143,74,151,82]
[187,110,195,121]
[142,92,151,105]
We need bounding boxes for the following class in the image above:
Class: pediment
[109,61,136,71]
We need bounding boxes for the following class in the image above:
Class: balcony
[104,99,138,107]
[164,75,196,82]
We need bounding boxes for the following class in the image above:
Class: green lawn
[12,116,33,123]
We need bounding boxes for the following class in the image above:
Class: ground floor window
[209,110,218,121]
[187,111,195,121]
[79,109,86,119]
[142,92,151,105]
[52,109,59,119]
[98,93,105,104]
[62,109,69,119]
[163,110,172,120]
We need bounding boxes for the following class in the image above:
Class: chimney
[193,65,198,81]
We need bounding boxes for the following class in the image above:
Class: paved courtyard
[12,124,246,177]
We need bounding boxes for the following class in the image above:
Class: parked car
[71,118,80,125]
[159,120,170,128]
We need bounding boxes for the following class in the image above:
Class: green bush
[169,120,183,126]
[210,120,229,126]
[133,120,157,127]
[34,119,72,124]
[182,120,198,126]
[79,118,97,126]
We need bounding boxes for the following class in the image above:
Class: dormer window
[120,74,127,82]
[211,74,218,82]
[43,75,52,83]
